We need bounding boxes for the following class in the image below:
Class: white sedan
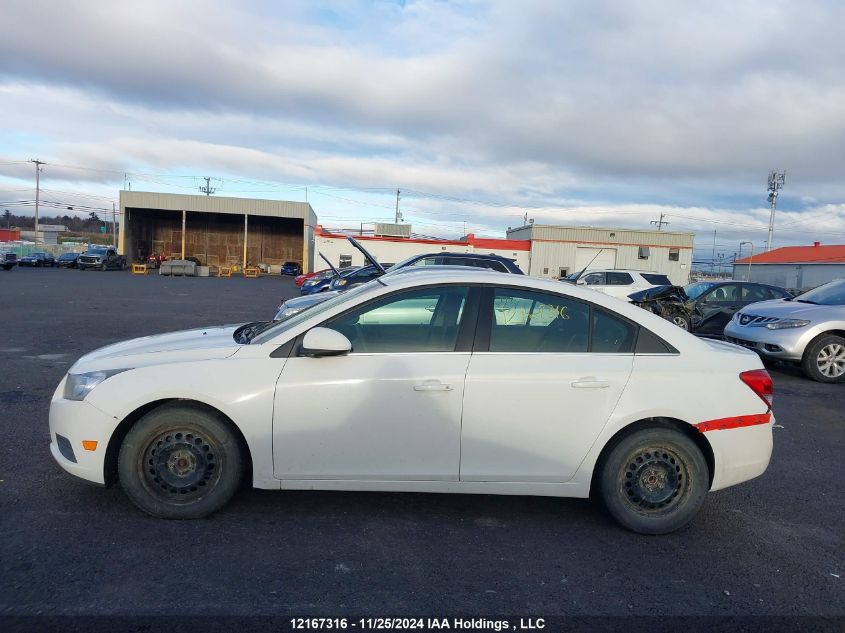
[49,269,774,534]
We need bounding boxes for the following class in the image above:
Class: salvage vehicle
[1,252,16,270]
[19,251,56,267]
[725,278,845,382]
[50,268,774,534]
[301,266,362,295]
[565,269,672,301]
[295,268,329,287]
[78,246,127,271]
[56,252,80,268]
[629,281,791,335]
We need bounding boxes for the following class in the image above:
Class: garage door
[575,247,617,271]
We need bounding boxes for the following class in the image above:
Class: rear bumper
[706,415,774,491]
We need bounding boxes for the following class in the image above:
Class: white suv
[574,269,673,300]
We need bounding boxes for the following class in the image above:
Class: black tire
[100,262,107,271]
[118,404,244,519]
[597,427,708,535]
[667,309,691,331]
[801,334,845,383]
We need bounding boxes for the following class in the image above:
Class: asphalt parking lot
[1,267,843,620]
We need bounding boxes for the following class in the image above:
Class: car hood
[737,298,837,318]
[71,325,241,373]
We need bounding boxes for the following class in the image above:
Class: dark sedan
[629,281,792,336]
[56,252,80,268]
[18,252,56,267]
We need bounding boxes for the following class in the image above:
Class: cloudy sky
[2,0,845,264]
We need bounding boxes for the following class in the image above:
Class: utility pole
[650,212,669,231]
[199,177,216,196]
[765,169,786,251]
[30,159,46,243]
[394,189,403,223]
[711,230,717,277]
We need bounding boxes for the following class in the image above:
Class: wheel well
[589,417,715,498]
[103,398,254,487]
[801,330,845,361]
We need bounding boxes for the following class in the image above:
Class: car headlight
[63,369,130,401]
[765,319,810,330]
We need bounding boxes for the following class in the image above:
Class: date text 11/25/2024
[290,618,546,631]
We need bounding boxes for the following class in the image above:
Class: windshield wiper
[794,299,818,304]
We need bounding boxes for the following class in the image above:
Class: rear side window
[591,309,636,353]
[490,289,590,353]
[635,328,676,354]
[606,272,634,285]
[642,274,672,285]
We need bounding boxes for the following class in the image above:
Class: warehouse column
[181,209,186,260]
[243,213,248,268]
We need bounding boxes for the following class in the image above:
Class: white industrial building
[505,224,694,284]
[314,225,531,271]
[733,242,845,292]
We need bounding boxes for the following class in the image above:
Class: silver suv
[724,278,845,382]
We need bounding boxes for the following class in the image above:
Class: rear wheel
[597,427,708,535]
[802,334,845,383]
[118,405,244,519]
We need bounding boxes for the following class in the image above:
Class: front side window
[742,285,771,302]
[582,272,606,286]
[490,289,590,353]
[702,284,739,303]
[326,286,469,353]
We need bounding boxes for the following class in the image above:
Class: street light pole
[740,241,754,281]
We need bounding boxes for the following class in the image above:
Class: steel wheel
[598,427,708,534]
[817,342,845,378]
[620,447,688,515]
[140,429,222,503]
[119,405,243,518]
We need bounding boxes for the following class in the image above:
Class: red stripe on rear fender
[695,413,771,433]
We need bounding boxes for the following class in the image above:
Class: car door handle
[414,382,453,392]
[571,379,610,389]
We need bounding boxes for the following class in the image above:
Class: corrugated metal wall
[733,263,845,291]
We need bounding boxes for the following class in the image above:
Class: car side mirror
[301,327,351,357]
[576,278,586,285]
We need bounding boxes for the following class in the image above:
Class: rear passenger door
[459,287,635,483]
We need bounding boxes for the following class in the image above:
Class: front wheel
[597,427,708,535]
[118,405,244,519]
[802,334,845,383]
[667,310,690,331]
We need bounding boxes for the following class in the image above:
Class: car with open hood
[724,278,845,382]
[50,268,775,534]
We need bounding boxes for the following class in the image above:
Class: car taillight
[740,369,773,408]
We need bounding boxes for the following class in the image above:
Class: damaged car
[629,281,792,336]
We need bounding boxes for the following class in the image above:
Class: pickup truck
[77,246,127,271]
[1,252,16,270]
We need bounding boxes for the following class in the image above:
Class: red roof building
[735,242,845,265]
[733,242,845,291]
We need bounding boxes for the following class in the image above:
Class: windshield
[684,282,716,300]
[87,248,108,255]
[794,279,845,305]
[251,282,377,344]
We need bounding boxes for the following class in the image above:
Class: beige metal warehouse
[507,224,695,284]
[119,191,317,272]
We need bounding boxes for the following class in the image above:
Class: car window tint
[326,286,468,353]
[635,328,675,354]
[591,309,636,353]
[606,272,634,285]
[742,285,770,302]
[490,289,589,353]
[642,273,672,285]
[703,285,739,303]
[582,272,605,285]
